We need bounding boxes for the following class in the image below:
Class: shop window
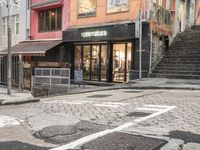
[77,0,96,18]
[39,7,62,32]
[107,0,129,14]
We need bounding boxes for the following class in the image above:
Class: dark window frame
[38,7,62,32]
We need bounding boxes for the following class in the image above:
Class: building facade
[0,0,200,88]
[63,0,174,83]
[0,0,30,86]
[0,0,30,51]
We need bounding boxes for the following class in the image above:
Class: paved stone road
[0,89,200,149]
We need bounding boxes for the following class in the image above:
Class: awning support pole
[19,55,23,92]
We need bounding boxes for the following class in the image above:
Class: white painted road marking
[0,115,22,128]
[44,100,129,108]
[50,105,176,150]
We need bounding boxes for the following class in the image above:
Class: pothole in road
[34,121,113,144]
[87,94,112,98]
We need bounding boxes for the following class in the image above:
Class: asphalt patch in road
[34,121,112,144]
[126,111,152,117]
[81,132,167,150]
[168,130,200,144]
[0,141,51,150]
[87,94,112,98]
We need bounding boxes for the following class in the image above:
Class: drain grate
[126,111,152,117]
[87,94,112,98]
[81,132,167,150]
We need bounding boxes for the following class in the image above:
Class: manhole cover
[123,91,143,93]
[81,132,167,150]
[126,111,151,117]
[87,94,112,98]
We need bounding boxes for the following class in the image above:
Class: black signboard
[63,23,135,42]
[74,69,83,82]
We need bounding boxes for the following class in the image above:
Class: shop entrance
[74,42,133,83]
[74,44,108,82]
[112,43,132,82]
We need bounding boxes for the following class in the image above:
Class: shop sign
[107,0,129,13]
[81,31,108,38]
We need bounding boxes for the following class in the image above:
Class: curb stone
[0,98,40,105]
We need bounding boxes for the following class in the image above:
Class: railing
[150,2,172,26]
[31,68,71,95]
[150,44,166,73]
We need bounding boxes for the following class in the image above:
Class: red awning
[32,0,63,10]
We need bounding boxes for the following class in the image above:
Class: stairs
[150,26,200,79]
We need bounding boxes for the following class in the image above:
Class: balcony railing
[150,2,172,26]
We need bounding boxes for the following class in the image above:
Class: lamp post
[6,0,12,95]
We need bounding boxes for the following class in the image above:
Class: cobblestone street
[0,89,200,149]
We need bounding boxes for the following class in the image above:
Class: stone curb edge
[0,98,40,105]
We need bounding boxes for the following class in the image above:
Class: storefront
[63,23,150,83]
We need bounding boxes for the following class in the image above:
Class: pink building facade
[30,0,69,40]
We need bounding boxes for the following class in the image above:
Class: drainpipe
[139,9,142,80]
[149,29,153,74]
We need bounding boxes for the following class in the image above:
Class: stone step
[150,73,200,79]
[157,63,200,68]
[159,61,200,64]
[161,58,200,62]
[163,55,200,59]
[151,27,200,80]
[165,52,200,56]
[152,70,200,75]
[154,66,200,71]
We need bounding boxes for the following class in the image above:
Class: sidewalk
[0,86,39,105]
[118,78,200,90]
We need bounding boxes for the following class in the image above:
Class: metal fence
[0,56,19,86]
[31,68,71,95]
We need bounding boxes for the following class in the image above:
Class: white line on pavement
[145,105,172,108]
[50,105,176,150]
[135,107,163,112]
[94,104,120,108]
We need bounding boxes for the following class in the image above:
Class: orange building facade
[63,0,174,82]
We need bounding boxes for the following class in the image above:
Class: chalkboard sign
[74,70,83,82]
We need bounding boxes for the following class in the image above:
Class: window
[2,17,7,36]
[77,0,96,18]
[15,15,19,34]
[107,0,129,14]
[39,7,62,32]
